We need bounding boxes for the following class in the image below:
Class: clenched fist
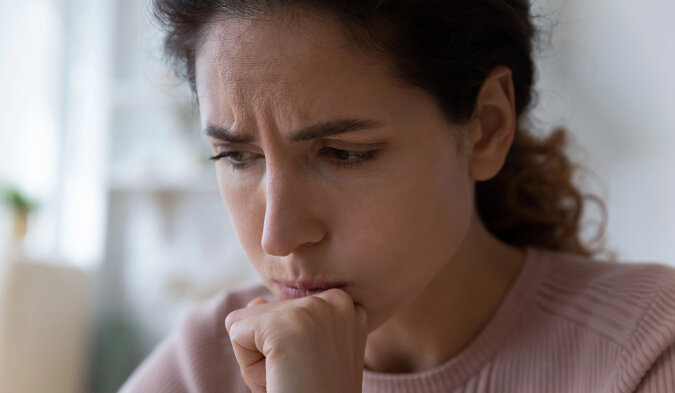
[224,288,369,393]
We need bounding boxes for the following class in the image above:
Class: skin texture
[225,289,368,393]
[196,7,526,391]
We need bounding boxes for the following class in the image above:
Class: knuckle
[321,287,354,310]
[302,293,328,313]
[224,309,241,332]
[329,287,353,303]
[285,305,316,335]
[292,304,315,324]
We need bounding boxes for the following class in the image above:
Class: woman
[120,1,675,392]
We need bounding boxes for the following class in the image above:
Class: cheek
[353,147,469,254]
[344,153,472,320]
[217,172,265,259]
[355,171,469,278]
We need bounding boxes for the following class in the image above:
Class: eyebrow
[205,118,383,144]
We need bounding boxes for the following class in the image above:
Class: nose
[260,162,326,257]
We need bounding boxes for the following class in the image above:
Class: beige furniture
[0,255,92,393]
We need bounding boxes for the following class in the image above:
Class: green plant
[1,186,39,214]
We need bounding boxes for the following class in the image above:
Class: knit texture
[119,247,675,392]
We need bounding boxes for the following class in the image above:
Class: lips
[275,280,347,299]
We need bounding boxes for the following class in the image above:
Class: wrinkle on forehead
[194,8,387,128]
[194,5,399,90]
[192,5,433,145]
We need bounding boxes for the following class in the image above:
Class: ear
[466,65,517,182]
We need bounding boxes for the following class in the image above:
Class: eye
[319,147,378,169]
[209,147,379,171]
[209,151,257,170]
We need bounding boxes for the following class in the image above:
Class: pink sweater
[119,247,675,392]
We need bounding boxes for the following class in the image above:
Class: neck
[363,214,526,373]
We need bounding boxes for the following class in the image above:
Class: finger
[247,296,269,308]
[313,287,354,309]
[240,357,267,393]
[314,288,368,334]
[226,299,273,333]
[225,309,269,392]
[354,303,368,332]
[353,302,369,350]
[229,321,267,374]
[225,299,273,341]
[241,369,267,393]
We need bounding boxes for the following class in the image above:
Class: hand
[224,288,368,393]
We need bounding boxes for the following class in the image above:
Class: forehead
[197,9,356,77]
[194,9,403,126]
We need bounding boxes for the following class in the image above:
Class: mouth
[274,280,347,299]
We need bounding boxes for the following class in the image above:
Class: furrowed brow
[205,118,382,143]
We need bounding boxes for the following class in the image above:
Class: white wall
[531,0,675,264]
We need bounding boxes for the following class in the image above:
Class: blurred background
[0,0,673,392]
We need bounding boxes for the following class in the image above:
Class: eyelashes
[209,147,379,171]
[320,147,378,169]
[208,151,256,170]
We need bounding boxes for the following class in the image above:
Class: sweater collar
[362,246,549,393]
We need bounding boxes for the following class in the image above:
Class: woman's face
[195,10,475,331]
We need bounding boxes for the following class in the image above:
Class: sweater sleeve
[117,288,263,393]
[118,332,191,393]
[634,345,675,392]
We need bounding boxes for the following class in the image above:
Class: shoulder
[532,248,675,389]
[119,283,273,393]
[535,248,675,343]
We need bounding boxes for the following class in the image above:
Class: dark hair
[153,0,610,258]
